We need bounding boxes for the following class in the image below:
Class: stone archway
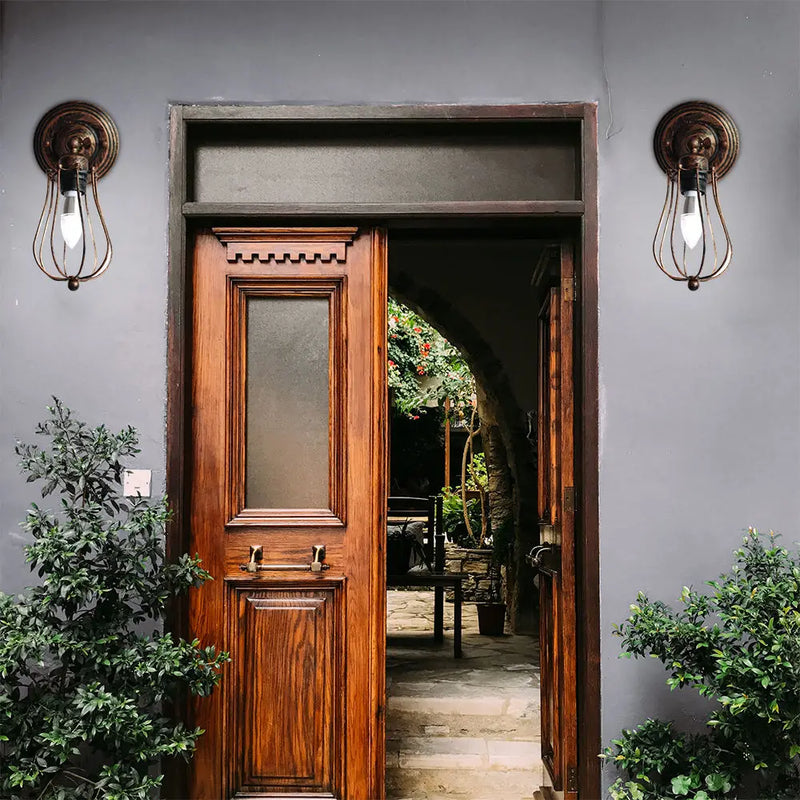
[389,248,542,631]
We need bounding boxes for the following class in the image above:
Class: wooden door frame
[166,103,600,799]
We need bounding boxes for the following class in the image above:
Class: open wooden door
[187,227,387,799]
[534,242,578,799]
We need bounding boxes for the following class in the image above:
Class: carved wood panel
[227,582,344,797]
[213,227,358,264]
[539,568,561,790]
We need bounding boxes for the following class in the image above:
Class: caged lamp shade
[31,101,119,291]
[652,101,740,291]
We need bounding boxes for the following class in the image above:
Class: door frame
[166,103,600,799]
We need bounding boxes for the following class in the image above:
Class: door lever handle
[310,545,326,572]
[526,544,552,569]
[245,544,263,572]
[240,544,330,573]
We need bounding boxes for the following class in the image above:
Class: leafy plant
[606,719,737,800]
[604,529,800,799]
[441,486,482,549]
[464,451,488,493]
[387,298,475,418]
[0,400,228,799]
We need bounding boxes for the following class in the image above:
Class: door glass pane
[246,297,330,508]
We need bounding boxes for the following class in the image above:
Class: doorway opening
[167,103,599,800]
[384,230,551,799]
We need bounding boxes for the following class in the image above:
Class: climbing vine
[387,298,475,418]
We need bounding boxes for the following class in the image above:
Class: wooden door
[188,227,387,799]
[535,242,578,799]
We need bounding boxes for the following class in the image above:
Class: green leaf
[672,774,692,795]
[705,773,731,792]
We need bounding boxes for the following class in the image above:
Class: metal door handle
[310,544,327,572]
[526,544,552,569]
[240,544,330,573]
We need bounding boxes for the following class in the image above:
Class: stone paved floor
[386,589,542,800]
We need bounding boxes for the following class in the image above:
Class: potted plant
[476,520,513,635]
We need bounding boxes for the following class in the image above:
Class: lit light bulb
[680,190,703,250]
[59,190,82,249]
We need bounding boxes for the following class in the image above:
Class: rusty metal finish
[33,100,119,178]
[652,101,739,290]
[653,100,739,179]
[31,101,119,290]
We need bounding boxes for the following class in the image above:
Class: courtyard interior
[386,589,542,800]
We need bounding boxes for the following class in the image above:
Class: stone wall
[445,543,494,603]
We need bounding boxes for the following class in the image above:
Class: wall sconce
[32,101,119,291]
[652,101,739,291]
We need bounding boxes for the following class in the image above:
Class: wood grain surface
[187,228,387,799]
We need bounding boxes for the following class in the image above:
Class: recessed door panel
[228,584,343,795]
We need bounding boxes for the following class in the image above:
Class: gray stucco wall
[1,0,799,792]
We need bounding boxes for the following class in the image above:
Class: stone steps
[387,710,540,740]
[387,763,539,800]
[386,698,543,797]
[386,590,541,799]
[387,735,541,770]
[388,690,538,719]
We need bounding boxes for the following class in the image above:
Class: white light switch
[123,469,152,498]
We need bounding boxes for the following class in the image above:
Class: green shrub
[606,719,736,800]
[605,529,800,799]
[441,486,482,549]
[0,400,228,799]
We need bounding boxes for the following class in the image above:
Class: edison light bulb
[59,190,82,250]
[680,190,702,250]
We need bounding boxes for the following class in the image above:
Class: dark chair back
[387,495,445,572]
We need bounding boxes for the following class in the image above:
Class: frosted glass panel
[246,297,330,508]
